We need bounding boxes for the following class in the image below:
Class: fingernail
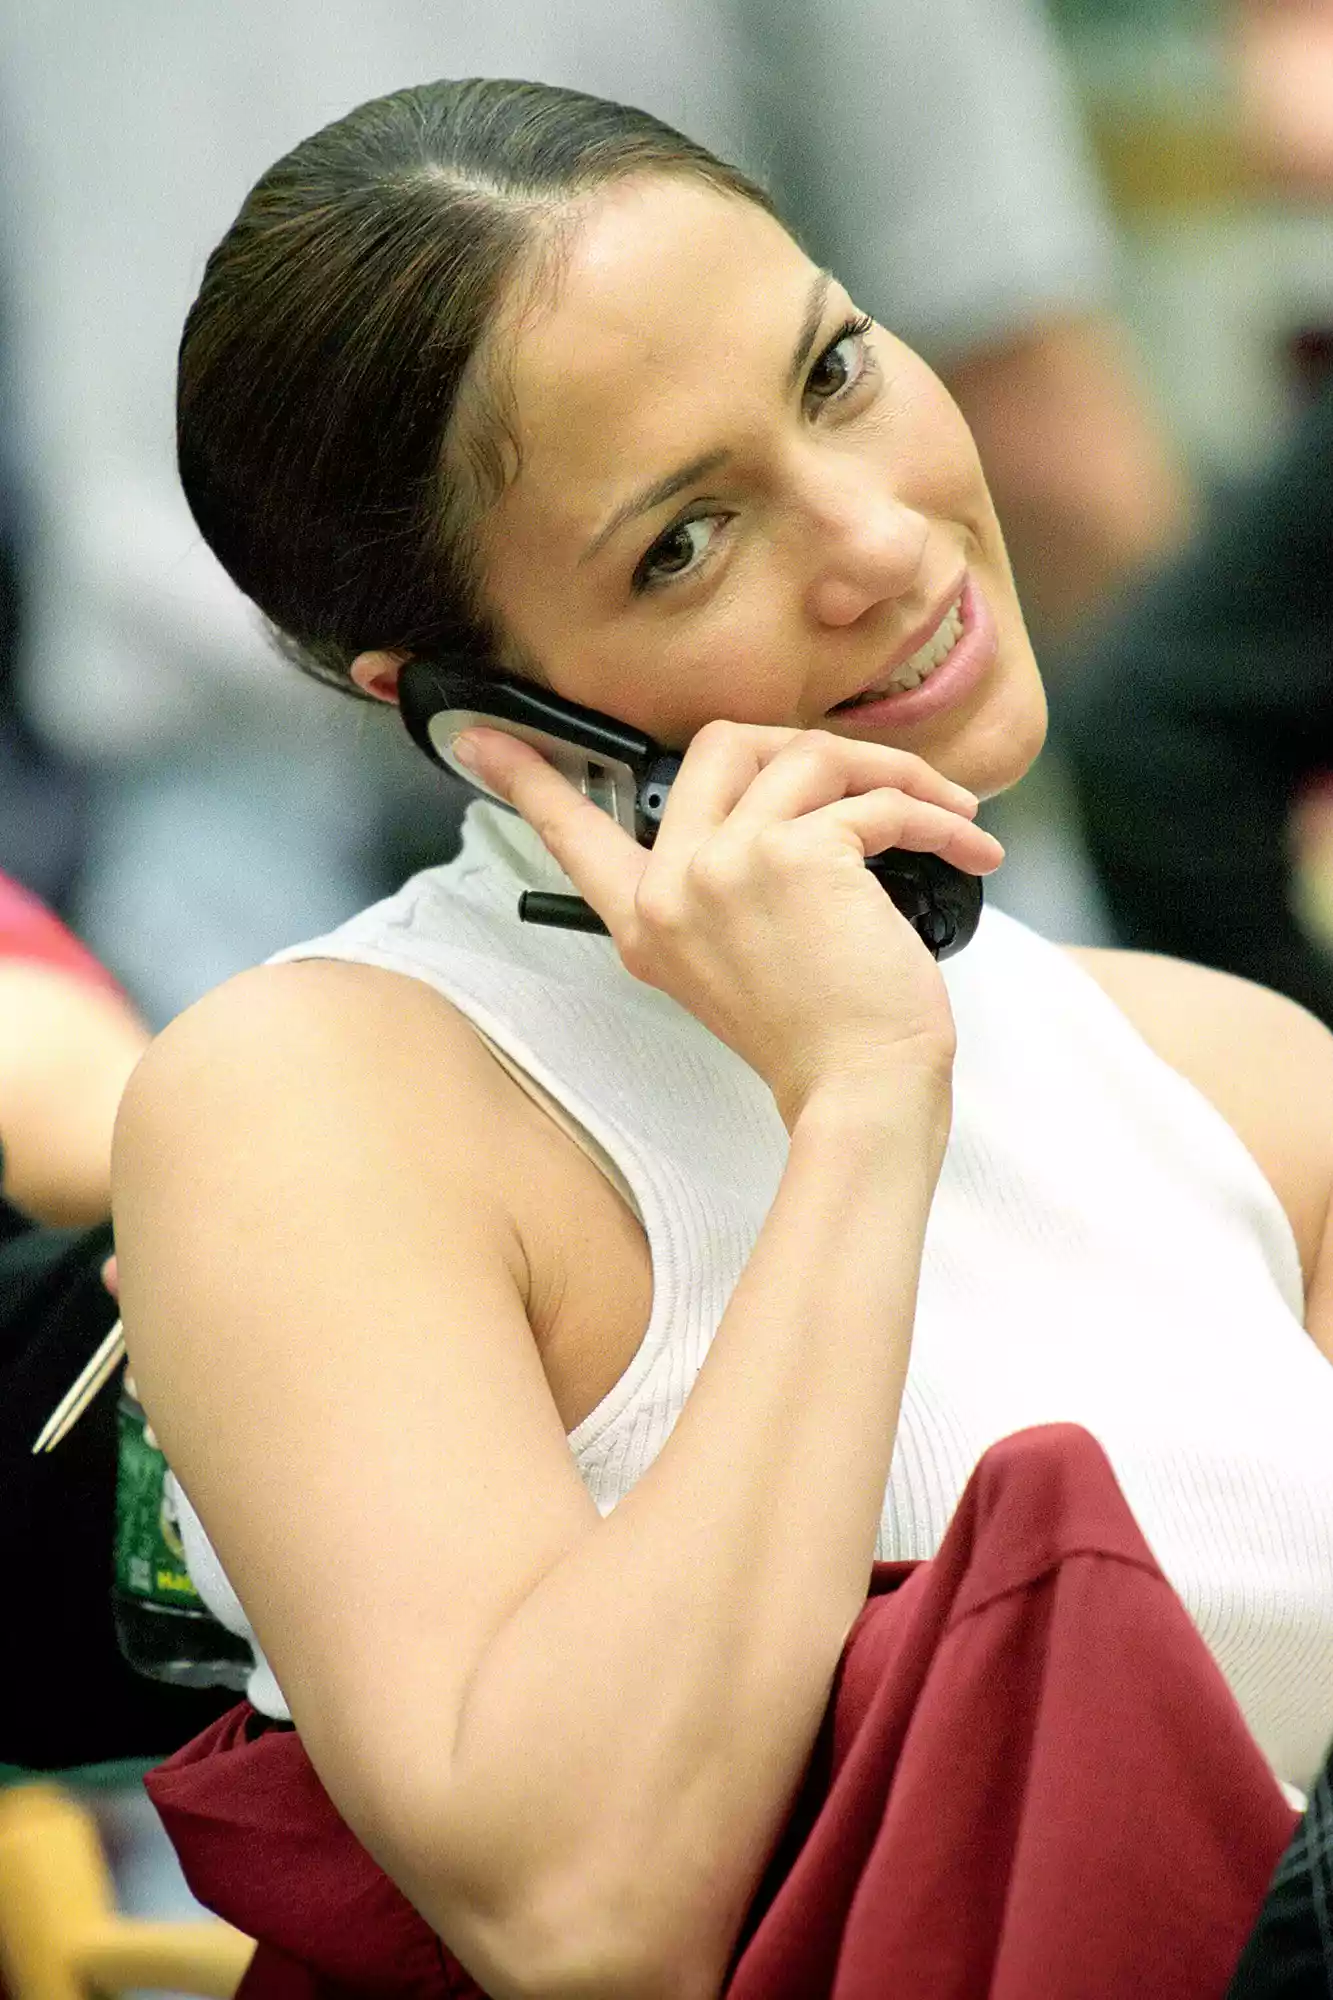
[452,731,481,769]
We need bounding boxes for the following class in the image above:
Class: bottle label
[113,1393,206,1609]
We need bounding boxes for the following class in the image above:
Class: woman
[113,80,1333,1996]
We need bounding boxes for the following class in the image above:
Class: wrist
[785,1050,954,1154]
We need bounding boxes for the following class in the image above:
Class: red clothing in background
[148,1425,1297,2000]
[0,870,120,994]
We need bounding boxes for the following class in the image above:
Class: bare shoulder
[1065,945,1333,1286]
[113,953,534,1370]
[117,955,512,1162]
[123,951,500,1078]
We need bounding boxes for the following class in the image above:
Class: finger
[650,723,974,873]
[453,729,647,930]
[101,1254,118,1297]
[804,791,1004,873]
[645,722,797,873]
[724,730,979,838]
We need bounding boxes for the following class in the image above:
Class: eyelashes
[806,312,874,401]
[631,312,878,595]
[632,513,720,593]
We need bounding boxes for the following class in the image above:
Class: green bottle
[111,1378,252,1691]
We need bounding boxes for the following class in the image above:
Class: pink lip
[855,572,969,695]
[825,576,995,734]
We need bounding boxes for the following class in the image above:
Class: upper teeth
[851,596,964,702]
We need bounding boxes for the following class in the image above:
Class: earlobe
[350,649,409,703]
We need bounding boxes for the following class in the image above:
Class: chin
[947,673,1048,802]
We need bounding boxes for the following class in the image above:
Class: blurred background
[0,0,1330,1973]
[1055,0,1332,474]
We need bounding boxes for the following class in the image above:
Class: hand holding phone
[398,661,1003,1124]
[399,660,987,959]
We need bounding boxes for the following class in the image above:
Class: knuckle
[526,804,563,850]
[890,749,937,788]
[687,837,749,899]
[750,820,803,870]
[617,923,656,982]
[631,874,684,936]
[619,892,685,984]
[789,727,841,769]
[692,717,742,756]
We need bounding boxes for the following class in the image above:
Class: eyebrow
[579,267,834,566]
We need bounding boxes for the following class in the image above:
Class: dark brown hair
[177,77,776,697]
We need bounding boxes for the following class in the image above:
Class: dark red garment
[0,869,120,994]
[147,1425,1298,1999]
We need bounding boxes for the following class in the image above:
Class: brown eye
[806,314,873,402]
[633,514,722,592]
[652,523,702,575]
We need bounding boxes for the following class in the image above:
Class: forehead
[491,177,817,542]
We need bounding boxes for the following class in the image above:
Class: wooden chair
[0,1779,254,1999]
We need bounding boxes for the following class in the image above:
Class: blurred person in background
[0,0,1188,1028]
[0,194,226,1771]
[0,870,146,1228]
[1059,0,1333,1028]
[0,205,87,916]
[0,875,237,1769]
[1234,0,1333,194]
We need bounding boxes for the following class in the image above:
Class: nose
[798,462,930,629]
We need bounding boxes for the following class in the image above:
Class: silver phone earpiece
[423,707,641,834]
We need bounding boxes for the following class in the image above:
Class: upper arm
[112,960,599,1845]
[1069,946,1333,1358]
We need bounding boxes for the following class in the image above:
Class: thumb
[454,728,647,933]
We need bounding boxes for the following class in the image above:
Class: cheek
[562,588,801,743]
[660,605,797,733]
[872,351,993,517]
[903,401,991,523]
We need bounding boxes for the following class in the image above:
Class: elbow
[346,1713,755,2000]
[430,1851,733,2000]
[381,1792,734,2000]
[471,1903,727,2000]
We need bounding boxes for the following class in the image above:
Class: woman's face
[467,175,1047,799]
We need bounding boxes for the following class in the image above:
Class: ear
[349,649,409,703]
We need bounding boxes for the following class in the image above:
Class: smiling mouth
[831,593,966,710]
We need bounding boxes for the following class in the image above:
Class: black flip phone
[398,657,981,960]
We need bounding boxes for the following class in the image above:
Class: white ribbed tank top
[177,801,1333,1791]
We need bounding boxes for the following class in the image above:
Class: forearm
[0,964,150,1225]
[391,1066,951,1994]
